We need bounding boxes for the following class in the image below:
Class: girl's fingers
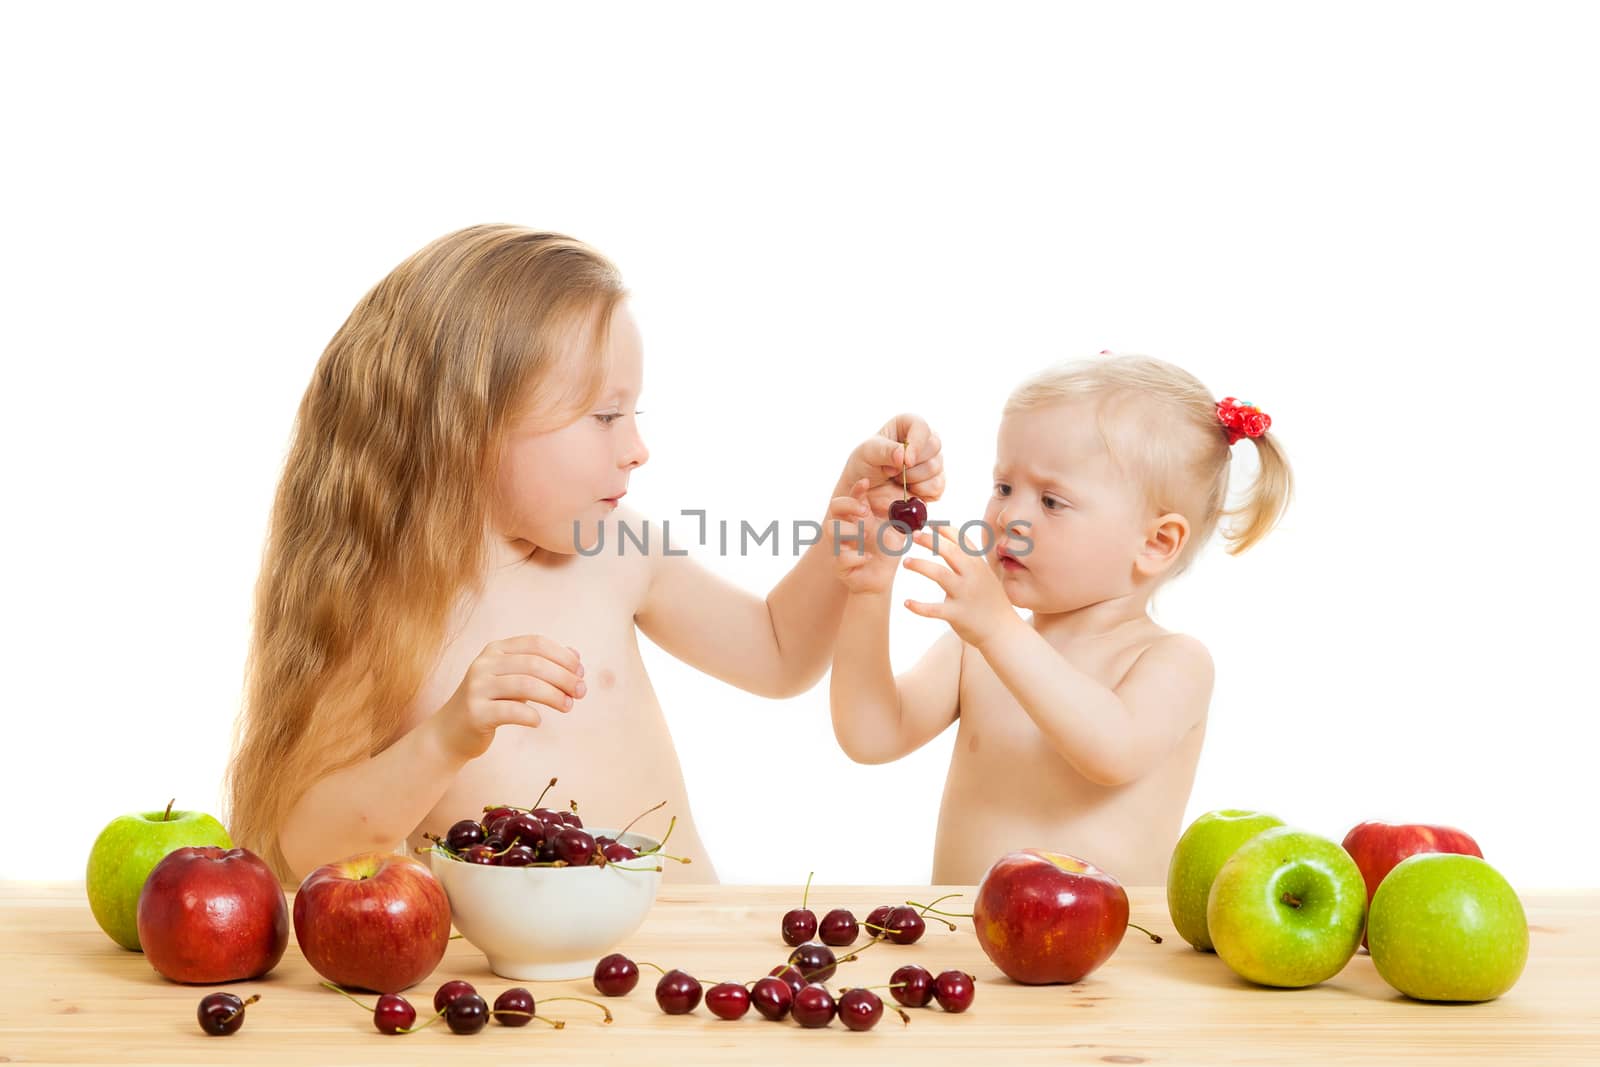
[489,634,581,675]
[493,654,585,697]
[492,674,577,711]
[903,598,946,620]
[489,699,552,729]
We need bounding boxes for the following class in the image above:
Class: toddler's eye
[594,413,621,426]
[1043,496,1066,510]
[994,482,1011,497]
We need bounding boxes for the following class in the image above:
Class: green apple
[1166,809,1285,951]
[85,801,232,950]
[1206,826,1366,988]
[1368,853,1527,1002]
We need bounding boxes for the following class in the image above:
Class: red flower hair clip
[1216,397,1271,445]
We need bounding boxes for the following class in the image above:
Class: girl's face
[983,399,1157,613]
[491,299,649,557]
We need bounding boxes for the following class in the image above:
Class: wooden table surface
[1,882,1594,1065]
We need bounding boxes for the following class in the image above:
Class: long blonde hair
[1004,353,1293,580]
[225,225,626,880]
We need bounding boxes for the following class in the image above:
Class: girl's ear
[1135,512,1189,578]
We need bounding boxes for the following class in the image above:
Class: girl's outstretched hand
[825,477,910,594]
[835,413,945,504]
[433,634,586,762]
[901,525,1019,651]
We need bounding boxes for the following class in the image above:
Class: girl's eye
[594,413,621,426]
[1043,496,1065,510]
[994,483,1011,497]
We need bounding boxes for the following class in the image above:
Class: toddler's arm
[829,592,962,763]
[979,625,1213,787]
[901,525,1214,786]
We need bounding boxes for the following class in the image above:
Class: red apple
[293,851,451,993]
[1341,820,1483,948]
[972,849,1129,984]
[136,846,289,984]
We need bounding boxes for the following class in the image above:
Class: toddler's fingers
[903,598,947,620]
[901,555,956,593]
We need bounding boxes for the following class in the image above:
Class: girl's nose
[623,424,649,470]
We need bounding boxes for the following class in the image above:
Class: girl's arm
[277,634,584,879]
[278,714,466,880]
[635,415,944,699]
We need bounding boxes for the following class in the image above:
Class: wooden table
[2,883,1594,1064]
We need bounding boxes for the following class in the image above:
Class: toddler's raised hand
[433,634,586,762]
[825,477,910,594]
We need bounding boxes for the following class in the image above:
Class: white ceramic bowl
[429,829,663,981]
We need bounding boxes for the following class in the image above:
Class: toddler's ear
[1135,513,1190,577]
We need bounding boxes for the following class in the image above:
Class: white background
[4,3,1597,887]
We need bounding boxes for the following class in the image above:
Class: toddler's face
[982,399,1155,613]
[492,299,649,554]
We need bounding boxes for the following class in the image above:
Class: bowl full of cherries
[417,780,688,981]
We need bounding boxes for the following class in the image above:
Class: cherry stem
[162,799,175,821]
[543,995,614,1024]
[320,980,377,1012]
[414,845,455,860]
[397,1007,448,1034]
[533,777,558,810]
[614,799,668,841]
[496,1010,562,1029]
[905,897,964,929]
[800,870,814,911]
[637,960,668,976]
[901,441,909,501]
[611,863,665,873]
[636,815,677,855]
[222,994,260,1025]
[1128,922,1163,944]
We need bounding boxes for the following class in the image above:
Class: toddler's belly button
[596,668,617,690]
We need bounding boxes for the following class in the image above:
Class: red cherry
[654,969,703,1015]
[750,976,794,1020]
[888,496,928,532]
[891,963,935,1007]
[594,953,640,996]
[788,941,838,983]
[374,993,416,1034]
[196,992,257,1036]
[792,983,837,1028]
[819,908,859,947]
[933,970,976,1013]
[768,964,806,998]
[837,987,885,1031]
[883,905,926,944]
[445,992,489,1034]
[705,982,752,1020]
[782,908,818,946]
[433,980,477,1014]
